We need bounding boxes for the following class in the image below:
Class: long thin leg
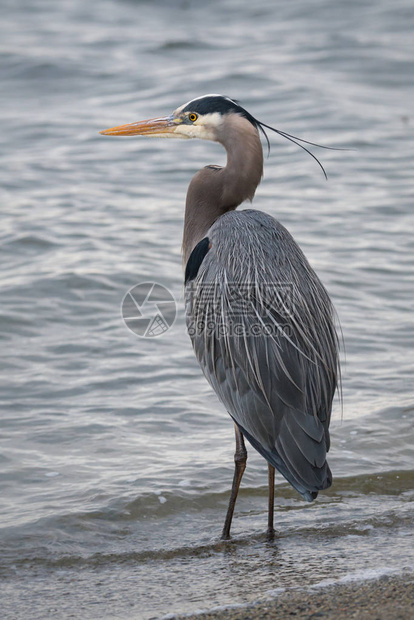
[267,463,275,540]
[221,424,247,540]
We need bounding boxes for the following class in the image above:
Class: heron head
[100,95,337,178]
[99,94,259,142]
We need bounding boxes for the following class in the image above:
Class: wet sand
[174,573,414,619]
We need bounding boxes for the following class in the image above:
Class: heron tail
[233,418,332,502]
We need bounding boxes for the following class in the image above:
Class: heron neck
[182,117,263,264]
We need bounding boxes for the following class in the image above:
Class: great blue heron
[101,94,339,540]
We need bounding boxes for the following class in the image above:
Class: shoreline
[173,573,414,620]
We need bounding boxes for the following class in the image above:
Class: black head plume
[182,94,348,180]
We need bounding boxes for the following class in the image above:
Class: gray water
[1,0,414,618]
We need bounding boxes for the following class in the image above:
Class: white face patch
[173,112,224,141]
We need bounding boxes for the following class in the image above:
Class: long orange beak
[99,115,178,137]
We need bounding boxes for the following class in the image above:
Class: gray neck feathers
[182,115,263,264]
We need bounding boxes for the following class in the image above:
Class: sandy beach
[174,573,414,620]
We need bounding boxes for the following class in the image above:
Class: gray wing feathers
[186,209,338,499]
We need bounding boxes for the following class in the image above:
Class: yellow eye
[189,113,198,122]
